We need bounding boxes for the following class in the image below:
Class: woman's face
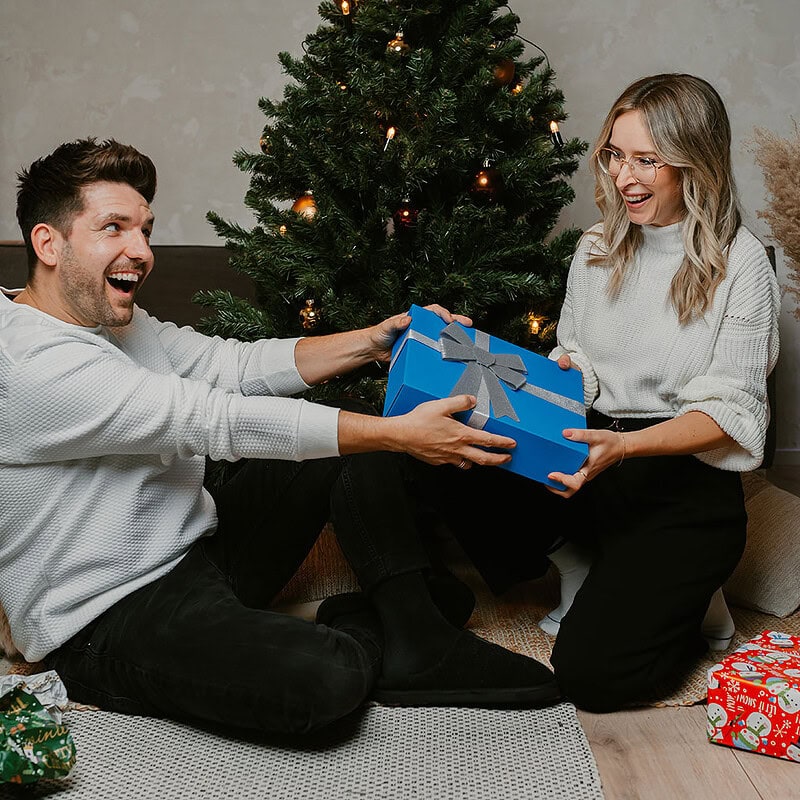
[608,110,685,227]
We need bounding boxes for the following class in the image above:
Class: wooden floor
[577,465,800,799]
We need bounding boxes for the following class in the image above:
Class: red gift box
[707,630,800,762]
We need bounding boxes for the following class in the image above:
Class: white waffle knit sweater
[0,296,341,661]
[550,222,780,471]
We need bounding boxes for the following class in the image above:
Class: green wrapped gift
[0,685,76,784]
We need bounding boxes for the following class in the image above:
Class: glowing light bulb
[550,121,564,149]
[383,126,397,151]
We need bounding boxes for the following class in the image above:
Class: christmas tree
[198,0,586,405]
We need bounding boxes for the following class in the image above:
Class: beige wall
[3,0,799,458]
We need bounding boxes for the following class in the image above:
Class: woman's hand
[545,427,625,498]
[556,353,583,372]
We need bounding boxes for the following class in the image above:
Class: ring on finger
[457,458,469,470]
[578,469,589,480]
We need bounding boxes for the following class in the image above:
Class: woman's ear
[30,223,61,268]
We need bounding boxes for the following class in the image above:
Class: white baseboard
[772,448,800,466]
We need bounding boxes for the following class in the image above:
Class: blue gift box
[383,305,589,488]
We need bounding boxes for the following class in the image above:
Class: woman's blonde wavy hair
[588,73,742,323]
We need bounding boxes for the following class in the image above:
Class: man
[0,139,559,735]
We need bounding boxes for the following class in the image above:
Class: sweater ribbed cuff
[679,400,764,472]
[296,401,341,460]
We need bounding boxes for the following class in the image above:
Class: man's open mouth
[106,272,140,295]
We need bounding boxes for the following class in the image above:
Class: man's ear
[30,223,62,268]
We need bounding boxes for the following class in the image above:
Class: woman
[417,73,780,712]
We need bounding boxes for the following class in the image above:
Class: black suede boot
[369,572,560,708]
[374,629,560,708]
[425,570,476,629]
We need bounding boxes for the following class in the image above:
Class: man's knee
[276,629,375,734]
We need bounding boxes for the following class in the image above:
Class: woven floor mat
[10,703,603,800]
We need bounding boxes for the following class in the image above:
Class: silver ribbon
[440,323,525,426]
[390,323,584,429]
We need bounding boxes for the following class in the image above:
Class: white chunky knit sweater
[550,222,780,472]
[0,297,341,661]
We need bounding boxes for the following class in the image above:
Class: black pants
[46,452,429,735]
[413,416,747,712]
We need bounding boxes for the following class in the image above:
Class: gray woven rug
[5,703,603,800]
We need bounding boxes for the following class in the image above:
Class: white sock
[702,587,735,650]
[538,540,592,637]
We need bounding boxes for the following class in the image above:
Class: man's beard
[60,243,136,328]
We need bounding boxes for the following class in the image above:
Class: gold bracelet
[616,431,626,466]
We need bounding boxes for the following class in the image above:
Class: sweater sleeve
[134,309,311,397]
[677,236,780,471]
[5,335,340,464]
[550,232,601,408]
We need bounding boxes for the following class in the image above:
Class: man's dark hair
[16,138,157,270]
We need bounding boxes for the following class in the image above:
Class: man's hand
[295,304,472,385]
[338,394,515,468]
[369,304,473,363]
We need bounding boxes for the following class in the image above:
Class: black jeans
[413,415,747,712]
[46,452,429,735]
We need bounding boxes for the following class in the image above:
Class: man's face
[55,181,155,327]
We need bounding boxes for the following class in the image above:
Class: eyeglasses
[595,147,669,185]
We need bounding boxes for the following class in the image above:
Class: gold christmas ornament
[291,191,318,219]
[259,134,271,154]
[299,299,322,331]
[386,30,410,56]
[493,58,516,87]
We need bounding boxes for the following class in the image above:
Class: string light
[384,125,397,151]
[527,312,547,335]
[550,120,564,150]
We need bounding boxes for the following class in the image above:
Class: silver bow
[439,323,526,427]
